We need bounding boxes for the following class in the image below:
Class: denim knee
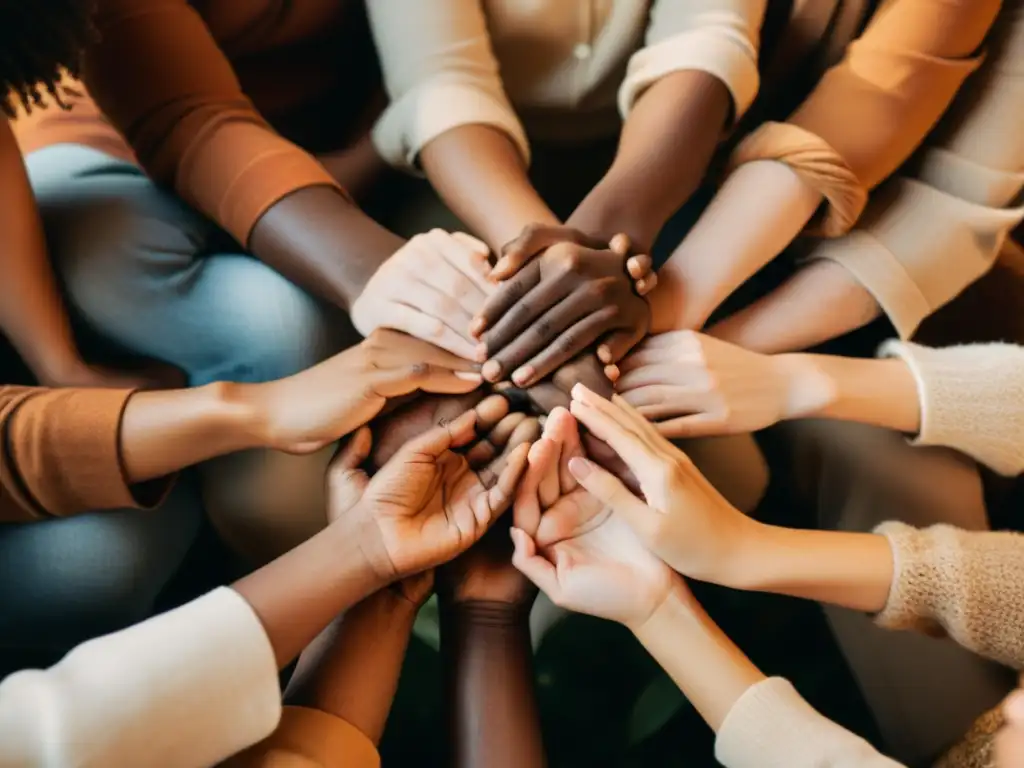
[0,485,202,651]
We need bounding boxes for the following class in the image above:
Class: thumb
[567,456,654,537]
[327,427,372,516]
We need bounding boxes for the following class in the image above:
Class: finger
[655,413,727,439]
[404,408,478,458]
[544,407,582,493]
[449,232,496,293]
[479,274,578,380]
[494,225,606,281]
[626,254,652,280]
[327,427,373,512]
[471,261,542,339]
[484,442,530,522]
[472,394,512,435]
[508,303,620,388]
[331,426,373,470]
[596,325,646,366]
[370,363,483,401]
[614,364,684,393]
[514,438,557,535]
[414,263,479,332]
[384,303,482,360]
[524,382,570,415]
[634,272,658,296]
[568,398,657,476]
[609,233,632,257]
[610,393,679,450]
[465,411,525,468]
[567,456,655,538]
[421,231,492,316]
[509,527,561,597]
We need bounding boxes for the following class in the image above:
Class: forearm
[0,121,81,381]
[772,353,921,434]
[249,186,404,311]
[650,161,821,332]
[287,592,418,745]
[632,581,765,732]
[706,258,882,352]
[568,71,732,252]
[233,522,387,668]
[442,601,546,768]
[724,523,895,614]
[420,125,557,252]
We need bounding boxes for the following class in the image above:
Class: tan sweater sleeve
[222,706,380,768]
[83,0,344,247]
[879,340,1024,476]
[366,0,528,172]
[0,386,171,523]
[875,522,1024,669]
[729,0,1001,236]
[805,4,1024,337]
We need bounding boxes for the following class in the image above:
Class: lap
[0,481,202,651]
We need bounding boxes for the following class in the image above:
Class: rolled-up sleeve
[730,0,1002,236]
[84,0,344,247]
[619,0,766,124]
[808,2,1024,338]
[366,0,529,172]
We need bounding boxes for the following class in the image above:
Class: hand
[439,411,542,608]
[613,331,804,438]
[998,687,1024,768]
[492,224,658,296]
[371,390,490,469]
[509,410,674,628]
[352,229,495,360]
[507,352,614,415]
[249,329,484,455]
[340,399,531,581]
[567,384,758,585]
[474,232,653,387]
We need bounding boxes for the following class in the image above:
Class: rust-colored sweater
[0,386,159,523]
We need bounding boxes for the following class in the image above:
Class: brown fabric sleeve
[83,0,345,247]
[0,387,172,523]
[730,0,1001,236]
[222,707,380,768]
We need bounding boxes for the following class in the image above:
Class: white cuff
[619,20,760,123]
[372,79,530,173]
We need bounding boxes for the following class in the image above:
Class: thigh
[779,419,1012,764]
[27,144,354,386]
[0,481,202,652]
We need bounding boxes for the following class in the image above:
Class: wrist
[628,575,698,637]
[770,353,837,421]
[570,180,660,255]
[200,381,274,451]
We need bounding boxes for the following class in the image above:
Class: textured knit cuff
[875,522,1024,668]
[880,340,1024,476]
[715,677,898,768]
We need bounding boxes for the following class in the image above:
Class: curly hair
[0,1,98,118]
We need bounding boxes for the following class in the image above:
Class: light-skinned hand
[352,229,495,360]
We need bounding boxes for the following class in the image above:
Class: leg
[28,145,358,564]
[0,481,201,652]
[780,419,1015,765]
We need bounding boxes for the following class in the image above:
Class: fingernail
[455,371,482,382]
[1007,691,1024,723]
[482,360,502,381]
[570,382,591,400]
[597,345,611,363]
[512,366,534,386]
[568,456,592,479]
[604,364,620,381]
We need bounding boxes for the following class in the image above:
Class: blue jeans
[0,482,202,652]
[26,145,355,564]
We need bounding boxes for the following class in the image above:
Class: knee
[204,267,356,384]
[201,447,334,566]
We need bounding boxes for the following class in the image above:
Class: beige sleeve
[875,522,1024,670]
[619,0,766,124]
[805,3,1024,337]
[879,340,1024,476]
[715,677,905,768]
[365,0,528,172]
[729,0,1000,237]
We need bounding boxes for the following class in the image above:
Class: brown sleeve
[222,707,380,768]
[730,0,1001,236]
[82,0,345,247]
[0,386,170,523]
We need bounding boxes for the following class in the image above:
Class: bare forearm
[632,581,765,732]
[0,122,81,381]
[651,161,822,333]
[707,259,882,352]
[233,522,387,668]
[726,523,895,614]
[420,125,557,252]
[568,71,732,252]
[249,186,404,311]
[287,593,417,744]
[443,602,546,768]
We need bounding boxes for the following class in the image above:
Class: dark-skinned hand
[473,225,656,388]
